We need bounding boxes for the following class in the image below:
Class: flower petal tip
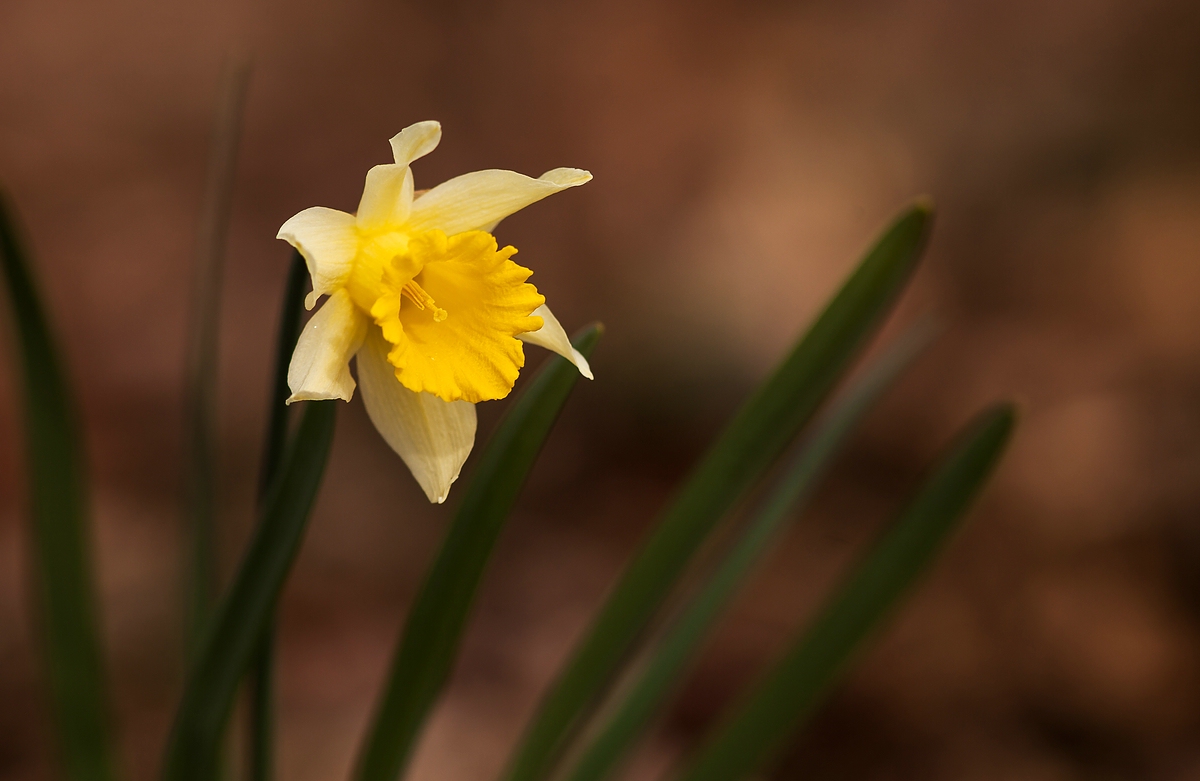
[541,168,593,188]
[421,472,460,504]
[561,344,594,380]
[573,350,595,380]
[390,121,443,167]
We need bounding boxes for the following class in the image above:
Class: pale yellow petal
[357,327,477,503]
[287,289,368,403]
[357,163,414,231]
[276,207,359,309]
[390,121,442,166]
[517,303,594,380]
[405,167,592,236]
[356,123,442,231]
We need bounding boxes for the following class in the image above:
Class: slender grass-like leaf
[161,400,337,781]
[182,57,251,656]
[246,251,308,781]
[0,196,117,781]
[502,202,932,781]
[353,326,604,781]
[257,251,308,497]
[675,403,1016,781]
[562,324,933,781]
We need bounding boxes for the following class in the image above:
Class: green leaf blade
[181,58,252,656]
[161,399,337,781]
[502,202,933,781]
[676,403,1017,781]
[353,326,604,781]
[562,325,933,781]
[0,194,117,781]
[257,250,308,499]
[246,250,309,781]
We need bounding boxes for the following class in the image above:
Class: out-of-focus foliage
[162,398,337,781]
[502,204,932,781]
[4,177,1013,781]
[10,3,1200,780]
[0,196,116,781]
[355,326,604,781]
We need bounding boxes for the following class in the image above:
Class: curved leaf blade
[502,201,933,781]
[0,194,117,781]
[161,399,337,781]
[676,403,1016,781]
[353,326,604,781]
[246,250,309,781]
[182,58,251,655]
[562,324,932,781]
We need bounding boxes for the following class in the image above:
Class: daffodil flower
[277,121,593,503]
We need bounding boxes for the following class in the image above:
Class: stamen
[401,280,447,322]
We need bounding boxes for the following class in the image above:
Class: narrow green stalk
[561,325,932,781]
[162,400,337,781]
[675,404,1016,781]
[502,202,932,781]
[258,252,307,497]
[0,195,118,781]
[182,57,251,656]
[353,327,604,781]
[246,251,308,781]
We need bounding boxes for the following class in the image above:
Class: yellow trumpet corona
[277,121,593,502]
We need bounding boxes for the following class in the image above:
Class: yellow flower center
[352,228,545,403]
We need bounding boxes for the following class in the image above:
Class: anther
[402,280,447,321]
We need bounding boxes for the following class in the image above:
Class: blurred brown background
[3,1,1200,779]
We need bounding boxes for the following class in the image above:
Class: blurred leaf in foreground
[503,202,932,781]
[676,403,1016,781]
[0,194,117,781]
[182,57,251,657]
[562,323,933,781]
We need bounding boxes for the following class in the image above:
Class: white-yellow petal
[518,304,594,380]
[357,163,414,231]
[357,328,477,503]
[287,289,368,403]
[405,167,592,236]
[357,123,443,231]
[276,207,359,309]
[390,121,442,166]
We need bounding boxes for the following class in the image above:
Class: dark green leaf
[502,201,933,781]
[353,326,604,781]
[562,324,932,781]
[257,251,308,498]
[181,58,251,655]
[675,403,1016,781]
[161,399,337,781]
[246,250,308,781]
[0,194,117,781]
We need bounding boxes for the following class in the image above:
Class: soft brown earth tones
[3,1,1200,779]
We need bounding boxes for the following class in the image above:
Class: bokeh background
[3,1,1200,779]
